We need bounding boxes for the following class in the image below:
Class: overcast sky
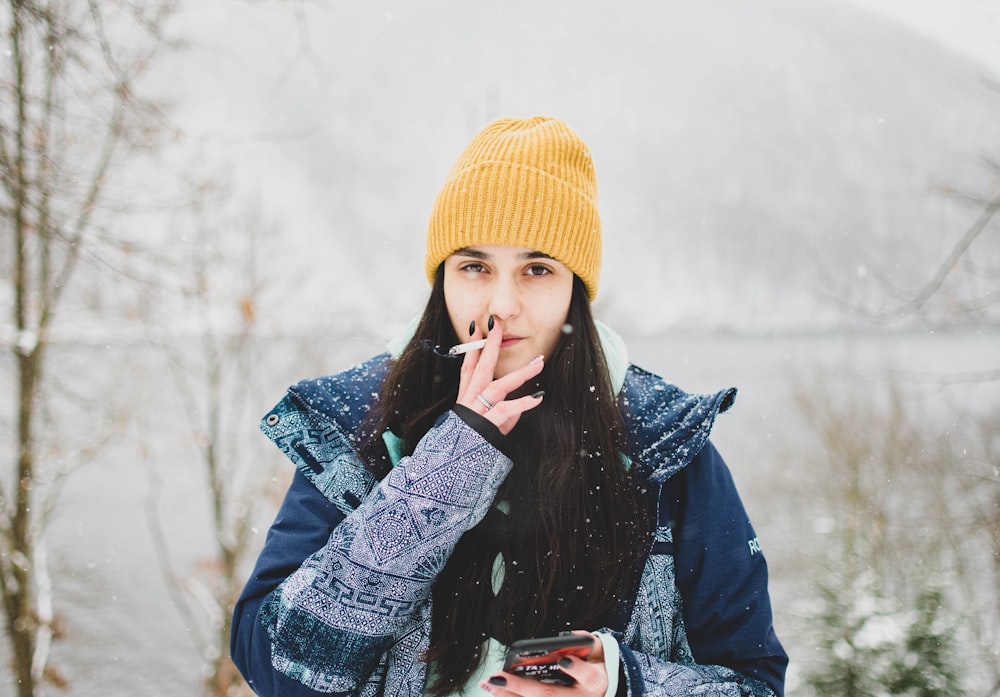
[845,0,1000,74]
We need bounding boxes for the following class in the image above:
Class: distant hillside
[168,0,1000,336]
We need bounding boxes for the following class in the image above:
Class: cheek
[537,287,573,352]
[443,277,477,335]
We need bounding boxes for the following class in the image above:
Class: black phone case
[503,635,595,686]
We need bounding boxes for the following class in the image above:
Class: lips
[500,335,523,348]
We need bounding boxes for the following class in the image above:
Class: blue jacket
[231,353,787,697]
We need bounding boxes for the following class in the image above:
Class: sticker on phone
[502,634,595,686]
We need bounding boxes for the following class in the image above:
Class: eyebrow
[453,247,554,261]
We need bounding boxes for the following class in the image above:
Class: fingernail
[530,354,544,365]
[487,315,495,331]
[558,657,573,669]
[488,676,507,687]
[531,390,545,399]
[469,320,476,336]
[559,630,574,636]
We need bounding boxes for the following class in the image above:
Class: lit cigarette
[447,338,488,355]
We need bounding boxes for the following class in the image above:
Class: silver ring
[476,393,495,411]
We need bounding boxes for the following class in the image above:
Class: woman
[231,116,788,697]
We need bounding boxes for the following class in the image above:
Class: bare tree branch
[888,194,999,316]
[1,2,180,693]
[843,193,1000,323]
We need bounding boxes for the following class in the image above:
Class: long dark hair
[360,267,653,695]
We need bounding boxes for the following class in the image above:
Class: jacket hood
[618,366,736,484]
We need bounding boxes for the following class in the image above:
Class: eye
[524,264,553,277]
[459,262,487,274]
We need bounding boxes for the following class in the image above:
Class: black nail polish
[488,676,507,687]
[469,320,475,336]
[488,315,495,331]
[558,657,573,669]
[532,390,545,399]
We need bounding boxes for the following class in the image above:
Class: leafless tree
[0,2,178,694]
[142,176,287,697]
[796,104,1000,686]
[832,81,1000,345]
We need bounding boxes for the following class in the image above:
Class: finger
[480,674,518,697]
[469,348,543,424]
[562,631,604,663]
[457,325,485,395]
[488,353,545,395]
[470,316,503,385]
[457,323,504,413]
[457,324,498,400]
[553,656,608,697]
[478,675,518,697]
[475,356,544,426]
[480,672,566,697]
[489,393,542,435]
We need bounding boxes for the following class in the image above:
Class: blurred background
[1,1,998,695]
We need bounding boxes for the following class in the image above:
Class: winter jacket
[231,346,788,697]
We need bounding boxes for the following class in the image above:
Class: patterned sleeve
[258,411,512,693]
[618,644,778,697]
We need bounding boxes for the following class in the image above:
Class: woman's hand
[480,633,608,697]
[455,317,545,435]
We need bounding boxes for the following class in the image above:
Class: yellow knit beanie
[425,116,602,299]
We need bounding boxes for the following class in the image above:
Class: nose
[488,276,520,321]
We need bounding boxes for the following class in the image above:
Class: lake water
[4,326,997,695]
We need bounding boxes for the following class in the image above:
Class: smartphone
[502,634,595,686]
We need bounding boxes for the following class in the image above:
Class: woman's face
[443,245,574,379]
